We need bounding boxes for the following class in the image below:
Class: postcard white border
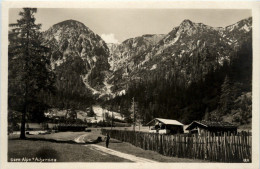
[1,1,260,169]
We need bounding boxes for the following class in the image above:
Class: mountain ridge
[106,17,252,95]
[41,16,252,105]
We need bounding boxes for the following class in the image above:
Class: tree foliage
[218,76,233,116]
[8,8,55,138]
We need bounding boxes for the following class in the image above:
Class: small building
[185,120,237,136]
[146,118,184,134]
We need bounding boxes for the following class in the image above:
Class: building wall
[167,125,184,134]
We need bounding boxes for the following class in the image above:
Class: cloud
[101,33,119,44]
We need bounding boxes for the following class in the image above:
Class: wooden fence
[101,129,251,162]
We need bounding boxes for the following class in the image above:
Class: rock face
[43,20,110,96]
[107,34,165,94]
[108,17,252,94]
[42,17,252,99]
[108,34,165,71]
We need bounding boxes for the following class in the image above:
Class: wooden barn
[186,120,237,135]
[146,118,184,134]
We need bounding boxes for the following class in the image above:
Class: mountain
[108,17,252,94]
[107,34,165,94]
[109,34,165,71]
[104,17,252,125]
[42,20,110,108]
[41,17,252,125]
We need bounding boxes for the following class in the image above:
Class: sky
[9,8,251,43]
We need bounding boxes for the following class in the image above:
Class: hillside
[104,17,252,125]
[108,18,252,94]
[106,34,165,95]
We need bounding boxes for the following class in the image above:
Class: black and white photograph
[1,1,260,169]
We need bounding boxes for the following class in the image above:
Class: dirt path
[74,133,157,162]
[74,133,157,163]
[73,131,206,162]
[74,133,90,143]
[84,144,157,163]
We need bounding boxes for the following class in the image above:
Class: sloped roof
[186,120,237,130]
[147,118,184,126]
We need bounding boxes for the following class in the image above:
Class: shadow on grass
[35,147,60,161]
[109,140,123,143]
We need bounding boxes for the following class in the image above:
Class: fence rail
[101,129,251,162]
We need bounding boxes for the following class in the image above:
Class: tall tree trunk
[20,106,26,139]
[20,28,30,139]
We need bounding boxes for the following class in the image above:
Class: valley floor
[8,128,206,162]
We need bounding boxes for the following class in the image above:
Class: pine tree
[8,8,55,139]
[129,97,139,131]
[218,76,233,116]
[87,106,95,117]
[204,108,210,121]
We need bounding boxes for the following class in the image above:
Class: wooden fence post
[102,129,251,162]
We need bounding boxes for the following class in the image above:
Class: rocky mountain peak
[107,34,165,72]
[52,19,88,30]
[178,19,196,33]
[180,19,194,27]
[43,19,110,97]
[107,17,252,94]
[225,17,252,33]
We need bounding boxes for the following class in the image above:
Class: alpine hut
[146,118,184,134]
[186,120,237,136]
